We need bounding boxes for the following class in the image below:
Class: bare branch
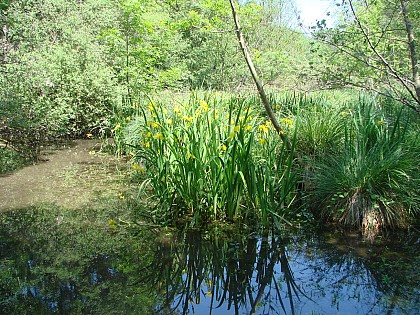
[348,0,419,105]
[400,0,420,104]
[325,70,419,112]
[315,34,415,87]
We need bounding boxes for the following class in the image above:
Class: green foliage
[113,90,419,235]
[309,97,420,231]
[162,0,246,89]
[1,0,121,142]
[0,148,29,174]
[0,92,47,161]
[268,92,347,157]
[128,93,297,227]
[315,0,420,110]
[1,0,316,167]
[2,0,418,237]
[100,0,190,94]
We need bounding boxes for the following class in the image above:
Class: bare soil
[0,140,130,211]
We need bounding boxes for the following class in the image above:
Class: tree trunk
[400,0,420,108]
[229,0,290,150]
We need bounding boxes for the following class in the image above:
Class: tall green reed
[311,96,419,235]
[133,93,297,227]
[267,91,346,157]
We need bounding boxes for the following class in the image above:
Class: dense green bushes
[0,0,313,167]
[0,148,29,174]
[0,0,122,164]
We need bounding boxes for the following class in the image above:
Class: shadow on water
[0,206,419,314]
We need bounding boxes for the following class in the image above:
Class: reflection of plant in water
[366,249,420,311]
[141,232,307,315]
[1,207,418,314]
[0,206,158,314]
[291,231,420,314]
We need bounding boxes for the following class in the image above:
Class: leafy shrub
[0,148,29,174]
[0,93,46,163]
[2,0,121,141]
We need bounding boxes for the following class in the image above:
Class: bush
[0,95,45,163]
[0,148,29,174]
[1,0,121,141]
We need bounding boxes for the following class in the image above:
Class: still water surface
[0,207,419,314]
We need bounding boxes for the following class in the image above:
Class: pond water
[0,207,419,315]
[0,140,129,211]
[1,141,419,314]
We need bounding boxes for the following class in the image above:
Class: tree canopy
[313,0,420,112]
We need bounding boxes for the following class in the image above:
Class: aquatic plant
[267,91,348,157]
[310,97,420,239]
[132,93,297,227]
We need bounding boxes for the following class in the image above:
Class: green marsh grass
[131,93,298,228]
[310,97,420,236]
[267,91,347,157]
[264,91,419,235]
[117,90,418,236]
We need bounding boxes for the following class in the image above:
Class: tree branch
[315,33,415,87]
[348,0,419,109]
[229,0,290,150]
[400,0,420,105]
[324,69,419,112]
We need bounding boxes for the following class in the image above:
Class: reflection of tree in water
[0,207,157,314]
[141,230,419,315]
[288,231,420,315]
[1,207,418,314]
[143,232,307,315]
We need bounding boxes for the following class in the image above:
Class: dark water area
[0,207,419,315]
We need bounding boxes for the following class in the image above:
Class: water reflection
[0,207,419,314]
[0,207,154,314]
[142,233,300,314]
[143,231,419,315]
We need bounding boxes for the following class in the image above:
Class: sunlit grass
[308,97,420,238]
[112,90,419,236]
[127,92,297,228]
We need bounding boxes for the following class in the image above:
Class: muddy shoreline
[0,140,130,211]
